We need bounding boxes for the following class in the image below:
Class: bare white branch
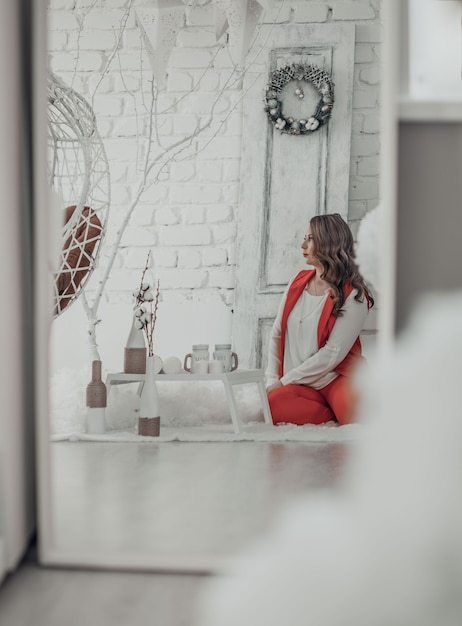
[57,0,288,362]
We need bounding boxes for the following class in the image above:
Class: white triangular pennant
[135,1,186,89]
[255,0,274,10]
[214,0,263,67]
[214,4,229,41]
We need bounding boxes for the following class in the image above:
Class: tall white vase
[124,315,147,374]
[138,354,160,437]
[85,360,107,434]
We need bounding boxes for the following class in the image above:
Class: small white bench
[105,368,273,434]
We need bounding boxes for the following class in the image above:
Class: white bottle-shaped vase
[124,315,147,374]
[138,354,160,436]
[86,360,106,434]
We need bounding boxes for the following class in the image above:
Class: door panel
[264,47,331,289]
[234,23,355,369]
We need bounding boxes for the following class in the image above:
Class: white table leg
[257,380,273,425]
[105,376,115,401]
[222,379,242,434]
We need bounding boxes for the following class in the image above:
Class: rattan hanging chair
[48,71,110,317]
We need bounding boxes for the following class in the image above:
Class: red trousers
[268,376,356,426]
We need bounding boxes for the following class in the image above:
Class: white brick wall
[293,3,330,23]
[48,0,382,365]
[332,2,376,21]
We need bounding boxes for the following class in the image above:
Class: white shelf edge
[398,97,462,121]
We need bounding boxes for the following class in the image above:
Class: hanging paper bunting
[183,0,205,29]
[135,0,186,89]
[213,0,263,67]
[214,3,229,42]
[255,0,274,10]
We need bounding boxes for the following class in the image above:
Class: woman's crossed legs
[268,376,354,426]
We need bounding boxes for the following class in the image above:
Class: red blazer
[279,269,366,379]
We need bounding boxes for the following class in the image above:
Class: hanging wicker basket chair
[48,71,110,317]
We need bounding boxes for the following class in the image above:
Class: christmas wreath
[265,63,334,136]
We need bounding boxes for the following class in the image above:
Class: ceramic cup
[213,344,238,372]
[193,360,209,375]
[184,344,210,373]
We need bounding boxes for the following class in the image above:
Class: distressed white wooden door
[232,23,355,371]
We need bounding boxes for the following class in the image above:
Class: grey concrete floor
[0,541,210,626]
[0,441,351,625]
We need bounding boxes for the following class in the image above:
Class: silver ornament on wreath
[265,64,334,136]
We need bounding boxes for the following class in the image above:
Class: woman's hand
[266,380,283,394]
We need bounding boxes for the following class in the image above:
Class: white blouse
[265,280,369,390]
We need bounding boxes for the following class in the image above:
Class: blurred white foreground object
[195,291,462,626]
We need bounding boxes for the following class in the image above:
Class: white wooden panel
[256,316,275,372]
[234,23,355,368]
[264,47,331,288]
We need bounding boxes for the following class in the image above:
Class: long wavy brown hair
[309,213,374,316]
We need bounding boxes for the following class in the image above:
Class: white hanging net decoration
[48,72,110,317]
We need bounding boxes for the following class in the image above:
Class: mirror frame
[34,0,399,571]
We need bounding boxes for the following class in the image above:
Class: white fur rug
[51,421,365,443]
[51,375,268,434]
[50,370,368,442]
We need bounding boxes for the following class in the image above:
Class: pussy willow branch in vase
[133,251,160,357]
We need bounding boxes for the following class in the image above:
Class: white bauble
[162,356,183,374]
